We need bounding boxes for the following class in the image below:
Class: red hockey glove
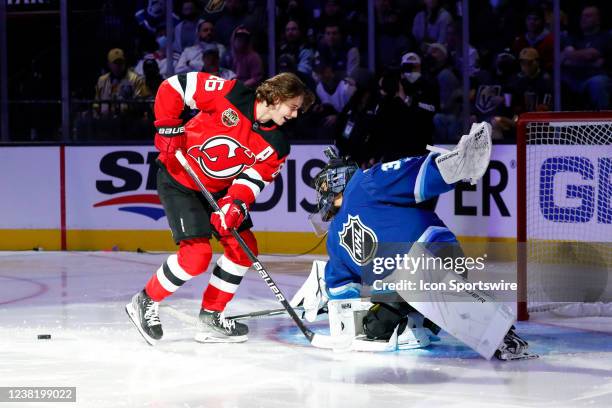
[210,196,248,236]
[153,119,186,154]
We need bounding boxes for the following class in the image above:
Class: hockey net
[517,112,612,320]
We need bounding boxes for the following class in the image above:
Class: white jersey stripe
[167,75,185,100]
[217,255,249,277]
[156,266,179,292]
[208,274,239,294]
[166,254,195,281]
[184,72,198,109]
[414,152,435,203]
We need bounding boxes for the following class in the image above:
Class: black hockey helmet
[309,147,358,235]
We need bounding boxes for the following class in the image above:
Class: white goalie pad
[381,239,516,360]
[427,121,492,185]
[290,260,328,322]
[406,272,515,359]
[328,298,431,352]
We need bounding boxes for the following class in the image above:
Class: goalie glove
[290,260,328,322]
[427,121,492,185]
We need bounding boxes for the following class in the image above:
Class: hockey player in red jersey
[126,71,314,345]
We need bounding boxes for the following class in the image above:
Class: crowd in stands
[67,0,610,158]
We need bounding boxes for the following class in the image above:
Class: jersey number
[381,160,401,171]
[204,76,225,91]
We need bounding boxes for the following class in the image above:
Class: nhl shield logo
[221,108,239,127]
[339,215,378,266]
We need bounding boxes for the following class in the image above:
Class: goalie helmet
[309,147,358,235]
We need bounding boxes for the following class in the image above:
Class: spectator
[425,43,462,142]
[315,63,356,114]
[399,52,439,143]
[76,48,149,141]
[412,0,453,46]
[135,0,178,34]
[375,0,415,68]
[135,27,173,78]
[513,8,554,73]
[491,47,553,141]
[175,20,227,74]
[512,48,553,113]
[425,43,459,115]
[173,0,204,53]
[470,50,517,140]
[214,0,249,46]
[279,19,315,79]
[221,26,264,87]
[315,22,360,78]
[446,21,479,77]
[142,58,164,96]
[96,48,149,107]
[561,5,611,110]
[201,45,237,80]
[278,53,316,91]
[334,69,378,167]
[373,68,430,162]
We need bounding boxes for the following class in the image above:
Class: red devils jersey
[154,72,290,207]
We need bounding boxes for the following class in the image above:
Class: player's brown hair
[255,72,315,112]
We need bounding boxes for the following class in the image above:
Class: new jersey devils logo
[188,136,256,179]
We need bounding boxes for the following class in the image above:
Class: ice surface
[1,251,611,408]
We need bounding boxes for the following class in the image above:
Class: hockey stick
[228,306,328,321]
[175,150,349,350]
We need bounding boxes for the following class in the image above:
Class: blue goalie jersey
[325,153,458,299]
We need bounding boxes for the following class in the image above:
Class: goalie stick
[227,306,327,321]
[175,150,350,350]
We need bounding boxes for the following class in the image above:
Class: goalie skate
[494,327,539,361]
[195,309,248,343]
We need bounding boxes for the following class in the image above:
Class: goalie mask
[309,148,358,236]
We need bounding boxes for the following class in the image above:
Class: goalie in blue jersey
[291,122,536,360]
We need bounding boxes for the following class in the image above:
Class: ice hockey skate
[195,309,249,343]
[125,290,163,346]
[495,327,539,361]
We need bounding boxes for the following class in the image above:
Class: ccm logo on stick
[540,156,611,224]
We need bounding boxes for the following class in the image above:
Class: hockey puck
[37,334,51,340]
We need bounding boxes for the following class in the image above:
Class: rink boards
[2,144,521,252]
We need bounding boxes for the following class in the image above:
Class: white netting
[524,118,612,316]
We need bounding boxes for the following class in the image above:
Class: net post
[516,114,529,321]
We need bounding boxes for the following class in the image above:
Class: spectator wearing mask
[175,20,227,74]
[173,0,204,53]
[221,26,264,88]
[201,45,236,80]
[412,0,453,47]
[315,22,360,79]
[561,5,611,109]
[399,52,439,143]
[279,19,315,79]
[513,8,554,73]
